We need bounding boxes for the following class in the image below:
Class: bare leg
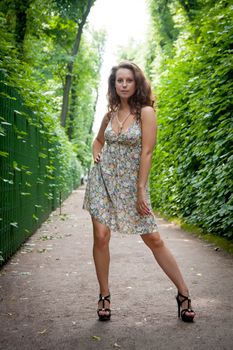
[92,217,111,316]
[141,232,195,317]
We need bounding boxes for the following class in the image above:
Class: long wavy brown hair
[107,61,155,119]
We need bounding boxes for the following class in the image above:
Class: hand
[136,188,152,216]
[94,152,101,163]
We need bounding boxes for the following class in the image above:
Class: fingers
[136,201,152,216]
[94,153,101,163]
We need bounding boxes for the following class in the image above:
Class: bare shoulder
[104,112,113,125]
[100,112,111,128]
[140,106,156,124]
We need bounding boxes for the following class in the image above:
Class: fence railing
[0,78,80,265]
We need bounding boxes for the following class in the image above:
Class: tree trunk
[68,75,78,140]
[178,0,199,21]
[60,0,94,127]
[87,89,98,137]
[15,0,32,56]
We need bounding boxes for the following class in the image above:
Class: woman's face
[115,68,136,100]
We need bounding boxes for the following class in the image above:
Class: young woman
[83,61,195,323]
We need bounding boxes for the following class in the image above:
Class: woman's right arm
[93,113,110,163]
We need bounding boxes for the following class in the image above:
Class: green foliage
[54,0,95,21]
[0,0,103,263]
[69,29,106,170]
[116,38,146,69]
[148,0,233,238]
[0,0,104,167]
[148,0,179,56]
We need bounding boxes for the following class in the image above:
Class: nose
[122,80,127,87]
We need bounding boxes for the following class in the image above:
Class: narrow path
[0,187,233,350]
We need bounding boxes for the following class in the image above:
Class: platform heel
[97,294,111,321]
[176,292,195,322]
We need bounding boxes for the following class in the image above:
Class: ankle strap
[99,294,111,302]
[177,292,190,301]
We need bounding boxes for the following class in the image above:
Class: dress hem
[83,207,159,235]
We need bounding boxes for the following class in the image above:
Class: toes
[98,310,110,316]
[184,310,195,317]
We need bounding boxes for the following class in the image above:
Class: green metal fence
[0,79,80,265]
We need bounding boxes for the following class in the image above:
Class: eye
[117,78,123,83]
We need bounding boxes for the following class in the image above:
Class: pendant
[116,110,131,135]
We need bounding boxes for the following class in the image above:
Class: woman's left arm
[136,106,157,216]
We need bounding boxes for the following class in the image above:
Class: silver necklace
[116,110,131,133]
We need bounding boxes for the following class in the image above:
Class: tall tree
[60,0,95,127]
[14,0,32,55]
[0,0,33,57]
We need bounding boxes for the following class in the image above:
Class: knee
[94,229,110,248]
[142,233,164,250]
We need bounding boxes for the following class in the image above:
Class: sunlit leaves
[148,0,233,238]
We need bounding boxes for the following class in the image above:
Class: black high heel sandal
[176,292,195,322]
[97,294,111,321]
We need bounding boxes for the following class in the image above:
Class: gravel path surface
[0,186,233,350]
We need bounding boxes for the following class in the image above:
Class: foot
[176,292,196,322]
[97,294,111,321]
[98,298,110,316]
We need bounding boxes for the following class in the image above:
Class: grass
[155,211,233,255]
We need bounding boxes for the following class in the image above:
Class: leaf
[39,235,53,241]
[92,335,101,341]
[37,249,46,253]
[14,110,22,115]
[0,92,16,100]
[0,151,9,157]
[39,152,48,158]
[12,161,21,172]
[1,121,12,126]
[10,222,18,228]
[1,178,14,184]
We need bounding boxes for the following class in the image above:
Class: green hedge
[150,1,233,238]
[0,76,82,265]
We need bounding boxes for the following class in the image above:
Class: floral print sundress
[83,114,158,235]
